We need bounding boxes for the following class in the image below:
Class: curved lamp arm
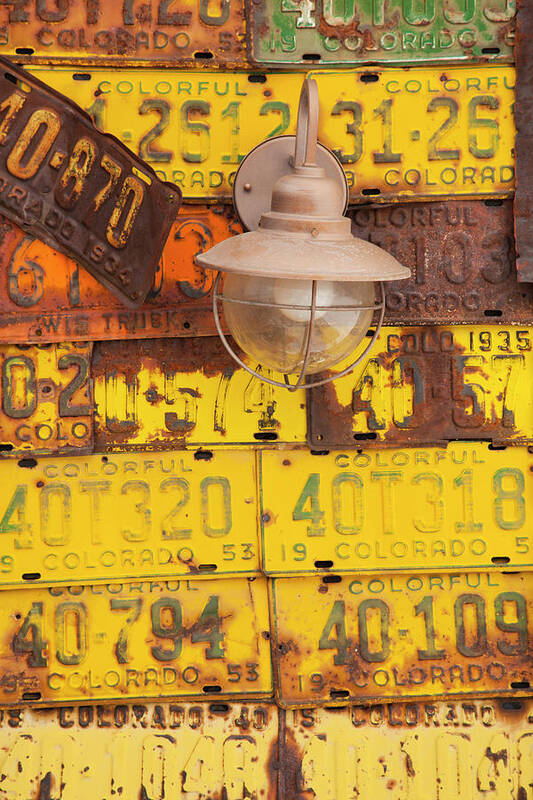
[293,77,319,168]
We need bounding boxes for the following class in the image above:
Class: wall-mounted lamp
[197,77,410,391]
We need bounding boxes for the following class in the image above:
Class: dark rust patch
[514,0,533,282]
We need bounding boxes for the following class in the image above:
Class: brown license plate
[92,337,307,450]
[284,700,533,799]
[352,199,533,324]
[0,1,246,67]
[0,703,278,800]
[0,58,180,306]
[0,206,240,344]
[270,572,532,707]
[307,325,533,448]
[515,0,533,282]
[0,342,92,456]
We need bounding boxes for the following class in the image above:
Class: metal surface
[270,571,532,707]
[0,207,240,344]
[232,135,348,232]
[0,342,92,456]
[92,337,307,450]
[247,0,516,67]
[259,442,533,576]
[514,0,533,282]
[307,325,533,448]
[0,703,278,800]
[284,699,533,799]
[23,65,516,203]
[353,199,533,324]
[0,449,261,587]
[0,577,272,705]
[0,57,181,306]
[0,0,246,67]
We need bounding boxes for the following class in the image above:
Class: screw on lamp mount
[197,76,410,391]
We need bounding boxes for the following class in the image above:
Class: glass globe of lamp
[196,78,410,390]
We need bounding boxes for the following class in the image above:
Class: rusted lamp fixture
[196,77,410,391]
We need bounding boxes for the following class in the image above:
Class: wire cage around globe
[212,272,386,391]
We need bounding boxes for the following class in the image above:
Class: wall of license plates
[0,1,531,798]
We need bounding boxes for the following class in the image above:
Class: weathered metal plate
[307,325,533,449]
[283,699,533,799]
[0,342,92,457]
[514,0,533,282]
[270,571,532,707]
[0,207,240,344]
[353,199,533,324]
[0,0,246,67]
[247,0,516,68]
[24,65,516,203]
[0,577,272,705]
[92,337,307,451]
[259,442,533,576]
[0,450,260,587]
[0,57,180,306]
[0,703,278,800]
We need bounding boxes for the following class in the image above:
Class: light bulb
[221,273,376,375]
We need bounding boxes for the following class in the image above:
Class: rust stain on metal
[0,1,246,68]
[0,205,241,344]
[351,200,533,324]
[514,0,533,282]
[0,56,180,306]
[308,325,533,448]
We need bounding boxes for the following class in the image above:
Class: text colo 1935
[270,572,532,707]
[23,65,516,202]
[247,0,515,67]
[259,442,533,576]
[0,0,246,67]
[0,342,93,457]
[0,577,272,705]
[282,700,532,799]
[0,450,261,587]
[0,207,242,344]
[0,703,278,800]
[0,57,181,306]
[307,325,533,449]
[91,337,306,451]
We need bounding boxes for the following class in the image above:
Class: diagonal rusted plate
[514,0,533,282]
[0,56,181,306]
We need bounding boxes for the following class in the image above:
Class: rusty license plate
[0,57,180,306]
[0,342,92,457]
[259,442,533,576]
[0,703,278,800]
[0,577,272,705]
[270,571,532,707]
[247,0,515,67]
[0,0,246,67]
[92,337,306,451]
[514,0,533,282]
[0,207,240,345]
[307,325,533,449]
[352,199,533,324]
[283,700,533,799]
[23,65,516,203]
[0,450,261,587]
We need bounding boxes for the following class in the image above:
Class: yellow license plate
[0,450,260,587]
[271,572,532,707]
[0,577,272,706]
[259,442,533,575]
[24,65,515,202]
[286,700,533,798]
[0,343,92,457]
[0,703,277,800]
[307,325,533,449]
[92,338,307,450]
